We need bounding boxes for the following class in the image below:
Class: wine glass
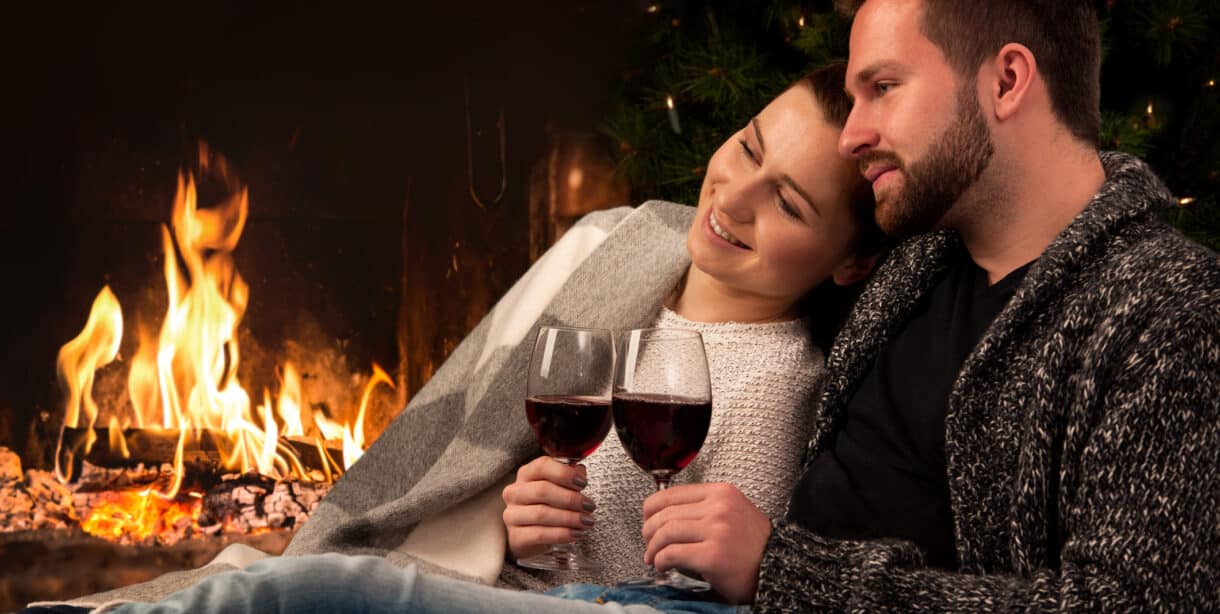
[612,328,713,591]
[517,325,615,572]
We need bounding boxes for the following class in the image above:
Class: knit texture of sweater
[549,307,822,586]
[754,152,1220,612]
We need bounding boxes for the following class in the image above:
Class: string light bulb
[798,15,806,28]
[1179,197,1196,206]
[646,4,660,13]
[665,94,682,134]
[1208,79,1216,88]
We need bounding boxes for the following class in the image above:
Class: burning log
[0,448,78,532]
[2,445,331,547]
[72,460,169,492]
[200,473,331,533]
[60,427,343,479]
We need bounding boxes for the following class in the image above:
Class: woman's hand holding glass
[512,325,613,571]
[502,456,597,561]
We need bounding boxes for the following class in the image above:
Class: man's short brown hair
[837,0,1101,145]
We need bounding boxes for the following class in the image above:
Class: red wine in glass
[612,328,713,591]
[525,395,612,462]
[612,393,711,480]
[517,326,614,573]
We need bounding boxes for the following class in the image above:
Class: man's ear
[986,43,1037,122]
[831,252,880,287]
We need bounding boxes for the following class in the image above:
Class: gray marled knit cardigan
[755,152,1220,612]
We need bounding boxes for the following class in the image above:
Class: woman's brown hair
[793,62,892,349]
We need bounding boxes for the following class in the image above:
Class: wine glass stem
[553,458,583,562]
[645,477,672,577]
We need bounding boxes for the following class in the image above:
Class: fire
[79,489,203,543]
[55,145,393,534]
[54,287,123,477]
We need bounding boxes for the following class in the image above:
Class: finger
[503,479,596,513]
[641,500,706,544]
[510,525,586,551]
[516,457,588,490]
[646,523,707,568]
[653,542,704,574]
[642,483,718,519]
[504,503,596,530]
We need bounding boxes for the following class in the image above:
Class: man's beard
[864,85,995,238]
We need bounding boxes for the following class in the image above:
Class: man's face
[839,0,994,238]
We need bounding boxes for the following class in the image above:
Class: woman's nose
[715,175,761,224]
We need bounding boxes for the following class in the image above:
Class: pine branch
[1132,0,1209,66]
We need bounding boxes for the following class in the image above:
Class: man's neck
[669,266,799,324]
[954,146,1106,285]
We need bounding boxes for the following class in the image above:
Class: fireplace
[1,2,641,609]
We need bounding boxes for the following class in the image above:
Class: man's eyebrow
[781,174,821,219]
[853,60,905,85]
[751,117,766,154]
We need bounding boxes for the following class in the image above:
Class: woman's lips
[706,209,749,250]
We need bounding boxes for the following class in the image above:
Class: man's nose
[838,106,880,160]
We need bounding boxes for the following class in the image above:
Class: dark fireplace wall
[2,2,649,463]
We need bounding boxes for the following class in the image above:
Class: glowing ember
[79,489,203,543]
[54,144,392,540]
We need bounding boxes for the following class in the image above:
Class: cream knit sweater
[547,306,824,586]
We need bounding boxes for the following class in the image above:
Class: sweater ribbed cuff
[754,520,926,612]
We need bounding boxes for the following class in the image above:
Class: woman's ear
[831,252,879,287]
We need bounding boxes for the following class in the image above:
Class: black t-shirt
[788,251,1033,569]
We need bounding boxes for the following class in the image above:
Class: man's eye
[738,139,758,163]
[875,82,894,94]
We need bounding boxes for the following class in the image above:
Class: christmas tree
[604,0,1219,251]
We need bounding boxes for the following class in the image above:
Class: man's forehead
[848,0,925,53]
[846,0,941,80]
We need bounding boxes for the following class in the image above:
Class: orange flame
[80,489,203,543]
[56,146,395,535]
[55,286,123,481]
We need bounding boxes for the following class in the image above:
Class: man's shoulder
[1105,221,1220,296]
[1082,221,1220,333]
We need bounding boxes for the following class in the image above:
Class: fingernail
[582,499,597,512]
[580,514,595,526]
[572,476,588,488]
[570,528,588,538]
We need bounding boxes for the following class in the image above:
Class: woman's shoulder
[572,201,695,236]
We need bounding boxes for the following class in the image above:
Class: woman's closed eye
[738,139,759,164]
[777,193,801,221]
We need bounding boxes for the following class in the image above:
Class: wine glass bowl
[612,328,713,591]
[611,392,711,484]
[517,325,614,572]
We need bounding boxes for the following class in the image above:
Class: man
[640,0,1219,610]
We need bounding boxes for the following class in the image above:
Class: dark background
[0,2,650,463]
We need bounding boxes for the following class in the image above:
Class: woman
[27,63,884,613]
[501,63,880,589]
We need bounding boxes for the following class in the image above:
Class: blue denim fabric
[98,554,746,614]
[546,583,748,614]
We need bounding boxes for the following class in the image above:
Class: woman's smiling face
[687,83,870,306]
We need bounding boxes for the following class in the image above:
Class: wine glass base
[517,550,604,572]
[616,568,711,591]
